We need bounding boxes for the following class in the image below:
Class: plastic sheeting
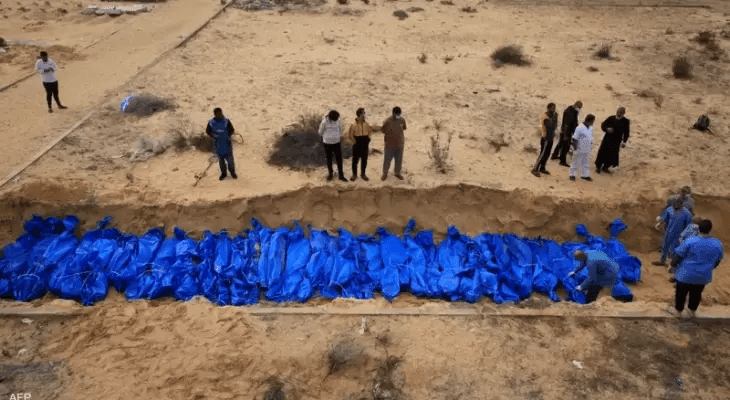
[0,215,642,306]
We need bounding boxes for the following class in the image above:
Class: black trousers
[42,81,61,108]
[218,153,235,176]
[324,143,344,177]
[584,285,603,304]
[675,282,705,312]
[352,136,370,176]
[551,138,571,163]
[533,137,553,172]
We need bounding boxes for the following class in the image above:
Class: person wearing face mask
[551,100,582,166]
[595,106,631,174]
[381,106,407,181]
[347,108,374,181]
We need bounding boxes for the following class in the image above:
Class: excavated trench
[1,183,728,251]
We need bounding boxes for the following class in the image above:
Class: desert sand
[1,0,730,398]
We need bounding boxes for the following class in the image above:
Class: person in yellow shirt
[347,108,374,181]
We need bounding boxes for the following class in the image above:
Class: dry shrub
[372,356,404,400]
[268,113,353,169]
[442,55,454,64]
[0,37,6,47]
[594,43,612,59]
[440,0,454,4]
[122,93,176,117]
[460,6,476,13]
[263,377,286,400]
[523,143,538,153]
[491,45,531,68]
[392,10,407,19]
[693,97,703,104]
[332,7,365,16]
[587,66,599,72]
[417,52,427,63]
[326,338,363,377]
[428,127,453,174]
[672,57,693,79]
[693,30,715,45]
[636,90,664,108]
[406,6,424,12]
[487,133,509,152]
[361,0,369,4]
[337,0,348,4]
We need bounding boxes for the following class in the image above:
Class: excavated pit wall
[0,184,728,252]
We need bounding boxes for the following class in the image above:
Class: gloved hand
[575,285,583,292]
[568,271,575,278]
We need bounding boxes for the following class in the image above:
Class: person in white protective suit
[569,114,596,182]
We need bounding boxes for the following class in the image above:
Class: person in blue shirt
[205,107,237,181]
[668,219,724,318]
[568,250,620,303]
[652,198,692,266]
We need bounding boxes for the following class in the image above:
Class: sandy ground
[2,0,730,398]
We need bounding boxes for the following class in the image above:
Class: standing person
[668,215,704,282]
[531,102,558,177]
[347,108,374,181]
[205,107,237,181]
[595,106,631,174]
[35,51,67,113]
[568,250,620,304]
[652,198,692,266]
[569,114,596,182]
[318,110,348,182]
[665,186,695,216]
[551,100,582,166]
[668,219,724,318]
[381,106,407,181]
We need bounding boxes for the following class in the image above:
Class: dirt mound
[0,43,85,69]
[3,182,729,252]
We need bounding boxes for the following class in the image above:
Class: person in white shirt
[569,114,595,182]
[35,51,67,113]
[318,110,348,182]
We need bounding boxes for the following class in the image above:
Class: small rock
[21,318,33,325]
[172,167,179,172]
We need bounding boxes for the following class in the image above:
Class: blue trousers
[218,153,235,176]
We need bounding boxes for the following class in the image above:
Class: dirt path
[2,295,730,400]
[0,0,227,184]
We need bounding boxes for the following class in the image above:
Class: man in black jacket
[531,103,558,177]
[551,100,582,166]
[595,106,630,174]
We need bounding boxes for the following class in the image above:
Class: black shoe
[531,170,541,177]
[569,176,576,181]
[48,108,53,113]
[581,177,593,182]
[230,172,238,179]
[596,168,602,174]
[350,175,357,181]
[58,105,67,109]
[539,169,550,175]
[602,167,611,174]
[327,175,334,181]
[339,176,348,182]
[395,174,404,180]
[361,174,369,181]
[219,174,226,180]
[550,156,559,160]
[559,162,570,167]
[381,174,387,181]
